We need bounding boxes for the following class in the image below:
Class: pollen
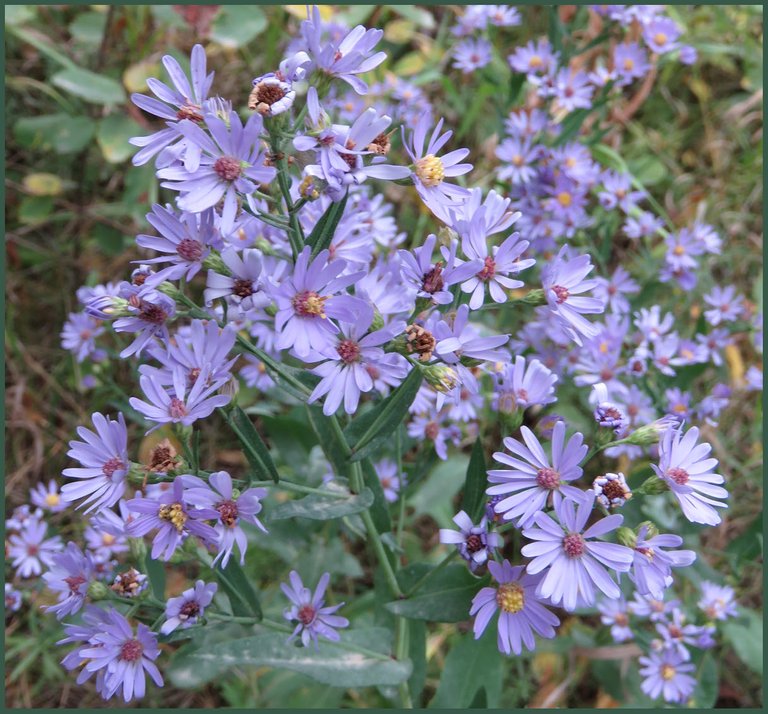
[119,639,144,662]
[213,155,243,182]
[536,467,560,490]
[556,191,572,207]
[654,32,668,47]
[673,245,685,256]
[496,582,525,613]
[292,290,327,318]
[529,55,543,68]
[45,493,61,507]
[661,663,676,681]
[415,154,445,188]
[562,532,586,558]
[158,503,188,533]
[666,466,690,485]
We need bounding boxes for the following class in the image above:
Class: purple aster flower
[439,510,502,573]
[204,247,271,311]
[308,313,408,416]
[398,234,481,305]
[42,542,95,619]
[249,72,296,117]
[508,38,558,75]
[407,411,462,460]
[6,504,43,532]
[487,5,522,27]
[434,304,510,364]
[745,365,762,392]
[271,246,367,359]
[487,421,587,527]
[403,114,472,222]
[643,17,682,54]
[491,355,558,413]
[698,581,738,621]
[634,305,675,343]
[624,210,664,239]
[129,364,231,432]
[598,598,633,642]
[8,519,63,578]
[496,137,540,184]
[110,568,149,599]
[655,608,701,661]
[703,285,743,326]
[453,37,493,74]
[629,592,680,622]
[301,6,386,94]
[79,607,164,702]
[665,387,692,421]
[112,287,176,359]
[85,501,133,559]
[598,171,646,213]
[159,111,276,235]
[551,68,594,111]
[593,472,632,509]
[126,477,218,561]
[457,210,535,309]
[696,327,733,366]
[129,43,213,169]
[639,650,695,704]
[592,382,629,435]
[521,494,633,611]
[375,458,405,502]
[135,204,214,286]
[183,470,267,568]
[61,412,129,514]
[6,583,22,613]
[451,5,491,35]
[160,580,218,635]
[61,312,104,363]
[652,425,728,526]
[470,560,559,655]
[30,479,67,513]
[630,525,696,598]
[542,247,603,345]
[282,571,349,648]
[613,42,651,85]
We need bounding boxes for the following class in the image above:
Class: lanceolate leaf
[144,552,166,600]
[344,368,423,462]
[462,437,487,521]
[385,563,483,622]
[167,628,412,688]
[213,558,263,620]
[269,485,374,521]
[306,404,350,478]
[361,457,393,533]
[306,191,349,257]
[223,406,279,484]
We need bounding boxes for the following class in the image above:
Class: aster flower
[375,458,406,502]
[403,114,472,222]
[112,287,176,359]
[62,412,129,514]
[521,494,633,611]
[5,583,22,613]
[439,511,502,573]
[593,472,632,509]
[42,542,95,619]
[541,247,603,345]
[203,247,271,311]
[248,73,296,117]
[508,38,558,75]
[271,246,367,359]
[592,382,628,435]
[698,581,738,621]
[407,411,461,460]
[613,42,651,85]
[135,204,214,286]
[30,479,67,513]
[282,571,349,648]
[639,649,696,704]
[470,560,559,655]
[61,312,105,363]
[183,471,267,567]
[551,68,594,112]
[642,17,682,54]
[129,43,213,169]
[496,137,540,184]
[598,598,633,642]
[398,234,481,305]
[629,592,680,622]
[85,501,133,559]
[487,421,587,527]
[159,111,276,235]
[656,608,702,660]
[9,520,63,578]
[598,171,646,213]
[630,525,696,598]
[110,568,149,599]
[6,504,43,532]
[160,580,218,635]
[301,5,386,94]
[652,425,728,526]
[126,477,218,561]
[434,305,510,365]
[703,285,743,326]
[491,355,558,413]
[79,607,164,702]
[453,37,493,74]
[129,364,231,432]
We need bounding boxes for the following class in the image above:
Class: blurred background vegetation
[4,4,763,708]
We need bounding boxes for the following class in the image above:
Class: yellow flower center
[654,33,668,47]
[557,191,572,207]
[158,503,188,533]
[415,154,445,188]
[512,154,524,167]
[45,493,61,507]
[496,583,525,613]
[529,55,543,68]
[565,157,576,168]
[661,664,676,681]
[623,58,635,71]
[102,533,116,546]
[599,341,609,354]
[673,245,685,256]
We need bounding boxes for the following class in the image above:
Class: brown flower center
[119,639,143,662]
[421,263,445,294]
[477,256,496,282]
[337,339,361,364]
[405,324,436,362]
[552,285,570,304]
[179,600,201,620]
[213,156,243,182]
[292,290,327,318]
[177,238,203,262]
[217,500,239,527]
[297,604,316,625]
[233,278,255,299]
[562,532,586,558]
[466,534,483,553]
[102,456,125,478]
[169,397,188,419]
[536,467,560,490]
[139,301,168,325]
[666,467,689,485]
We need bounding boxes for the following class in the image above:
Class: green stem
[403,551,458,598]
[395,426,407,549]
[395,616,413,708]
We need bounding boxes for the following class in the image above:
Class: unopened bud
[156,281,184,302]
[128,537,147,561]
[202,250,231,275]
[616,526,637,548]
[636,475,669,496]
[520,288,546,305]
[437,225,459,246]
[370,308,385,332]
[87,580,110,601]
[636,520,659,539]
[625,417,677,446]
[421,364,459,393]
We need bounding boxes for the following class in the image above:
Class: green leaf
[168,628,411,688]
[269,484,374,521]
[410,455,469,524]
[144,552,166,600]
[360,457,393,534]
[428,631,502,708]
[722,609,763,674]
[210,6,266,48]
[51,67,125,105]
[305,191,349,257]
[17,196,53,225]
[5,6,35,26]
[97,114,142,163]
[68,10,107,46]
[213,557,262,620]
[14,114,96,154]
[386,5,435,29]
[223,406,279,484]
[237,338,316,400]
[344,368,423,462]
[691,653,719,707]
[259,413,314,474]
[462,438,487,521]
[407,619,427,704]
[552,108,591,147]
[385,563,482,622]
[306,405,349,478]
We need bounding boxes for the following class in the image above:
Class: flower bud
[624,417,677,446]
[616,526,637,548]
[636,475,670,496]
[202,250,231,276]
[421,364,459,393]
[85,295,131,320]
[520,288,546,306]
[636,520,659,539]
[370,308,385,332]
[155,281,185,303]
[87,580,110,601]
[128,537,147,561]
